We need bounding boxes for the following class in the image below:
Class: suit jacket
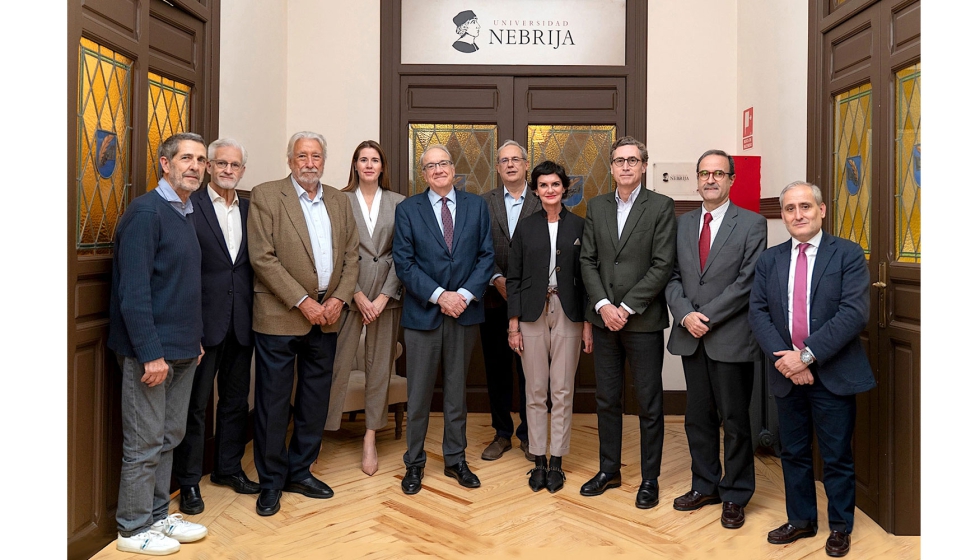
[580,186,677,332]
[247,176,359,336]
[345,189,405,306]
[482,185,541,309]
[748,233,876,398]
[665,203,766,363]
[189,188,254,347]
[506,206,586,323]
[392,188,494,330]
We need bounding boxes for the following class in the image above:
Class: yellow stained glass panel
[409,124,498,196]
[895,63,921,263]
[527,125,616,218]
[146,73,191,190]
[77,38,133,254]
[833,82,872,257]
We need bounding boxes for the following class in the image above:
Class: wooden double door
[808,0,921,536]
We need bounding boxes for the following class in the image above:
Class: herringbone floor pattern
[92,414,920,559]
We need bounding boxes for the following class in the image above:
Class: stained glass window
[77,38,133,254]
[833,82,872,257]
[527,125,616,218]
[146,72,191,190]
[895,63,921,263]
[408,124,498,196]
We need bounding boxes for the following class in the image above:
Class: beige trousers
[520,294,583,457]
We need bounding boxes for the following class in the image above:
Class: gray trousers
[402,319,478,469]
[116,355,196,536]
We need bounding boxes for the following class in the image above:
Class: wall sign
[742,107,754,150]
[401,0,627,66]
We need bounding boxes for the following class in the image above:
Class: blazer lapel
[373,190,396,252]
[603,195,619,250]
[279,179,316,263]
[451,191,470,253]
[418,191,449,254]
[702,206,737,276]
[234,199,249,263]
[810,234,837,298]
[348,191,377,255]
[489,188,510,240]
[774,241,792,328]
[616,188,648,254]
[196,189,236,264]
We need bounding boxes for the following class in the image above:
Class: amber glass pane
[833,82,872,257]
[895,63,921,263]
[527,125,616,218]
[146,72,191,190]
[77,38,133,254]
[408,124,498,196]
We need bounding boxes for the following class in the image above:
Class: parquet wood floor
[91,414,920,559]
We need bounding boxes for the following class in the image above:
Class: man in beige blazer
[247,131,359,517]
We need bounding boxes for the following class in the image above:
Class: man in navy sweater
[108,132,210,556]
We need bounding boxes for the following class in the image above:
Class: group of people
[108,131,874,558]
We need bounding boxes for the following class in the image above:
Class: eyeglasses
[422,160,454,172]
[611,157,643,168]
[697,170,733,181]
[211,160,243,171]
[497,157,526,166]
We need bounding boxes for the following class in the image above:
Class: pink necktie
[441,197,454,251]
[792,243,810,350]
[698,213,713,271]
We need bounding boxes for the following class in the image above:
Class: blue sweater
[108,190,203,362]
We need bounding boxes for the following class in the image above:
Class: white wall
[218,2,288,189]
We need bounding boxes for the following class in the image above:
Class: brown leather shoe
[720,501,745,529]
[767,522,817,545]
[673,489,721,511]
[825,530,851,557]
[481,436,512,461]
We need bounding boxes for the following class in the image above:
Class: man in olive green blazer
[247,132,359,516]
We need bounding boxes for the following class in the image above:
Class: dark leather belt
[545,286,559,313]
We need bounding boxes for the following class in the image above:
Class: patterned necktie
[441,196,454,251]
[698,212,713,271]
[792,242,811,350]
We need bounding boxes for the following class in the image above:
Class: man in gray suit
[579,136,677,509]
[479,140,541,462]
[665,149,767,529]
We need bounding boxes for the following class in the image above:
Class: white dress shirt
[699,199,730,248]
[355,187,381,238]
[787,229,822,351]
[292,176,334,297]
[207,184,242,263]
[426,188,474,305]
[595,184,644,314]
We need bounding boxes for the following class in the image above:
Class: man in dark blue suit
[175,138,259,515]
[392,144,494,495]
[749,181,876,558]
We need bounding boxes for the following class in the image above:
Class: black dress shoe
[211,471,260,494]
[579,471,621,496]
[179,485,204,515]
[546,456,565,494]
[720,501,745,529]
[402,466,424,495]
[283,475,334,499]
[825,530,851,557]
[255,489,281,516]
[767,522,818,545]
[444,460,481,488]
[635,479,659,509]
[673,489,722,511]
[528,456,548,492]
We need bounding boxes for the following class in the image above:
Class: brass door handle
[873,281,887,288]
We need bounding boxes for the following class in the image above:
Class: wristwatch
[800,347,815,366]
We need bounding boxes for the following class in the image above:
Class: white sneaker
[150,513,209,543]
[116,530,180,555]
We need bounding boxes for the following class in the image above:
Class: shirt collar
[291,175,322,202]
[792,229,823,252]
[428,187,457,206]
[615,183,643,204]
[208,184,239,207]
[503,183,527,202]
[154,178,194,215]
[701,199,730,220]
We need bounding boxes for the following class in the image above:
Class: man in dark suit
[665,150,767,528]
[749,181,876,558]
[479,140,540,462]
[392,144,494,495]
[175,138,259,515]
[247,131,359,516]
[579,136,677,509]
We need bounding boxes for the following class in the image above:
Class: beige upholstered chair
[340,328,407,439]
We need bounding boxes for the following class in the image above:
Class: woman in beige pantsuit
[507,160,593,493]
[326,140,405,475]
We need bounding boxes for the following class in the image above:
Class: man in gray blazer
[665,150,767,529]
[579,136,677,509]
[479,140,541,462]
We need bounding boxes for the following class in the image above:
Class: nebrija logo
[452,10,480,53]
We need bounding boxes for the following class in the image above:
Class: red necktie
[698,212,713,271]
[441,197,454,251]
[792,242,811,350]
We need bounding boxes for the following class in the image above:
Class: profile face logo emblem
[452,10,480,53]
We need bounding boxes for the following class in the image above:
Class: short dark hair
[696,149,736,176]
[529,160,571,201]
[609,136,649,163]
[158,132,205,162]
